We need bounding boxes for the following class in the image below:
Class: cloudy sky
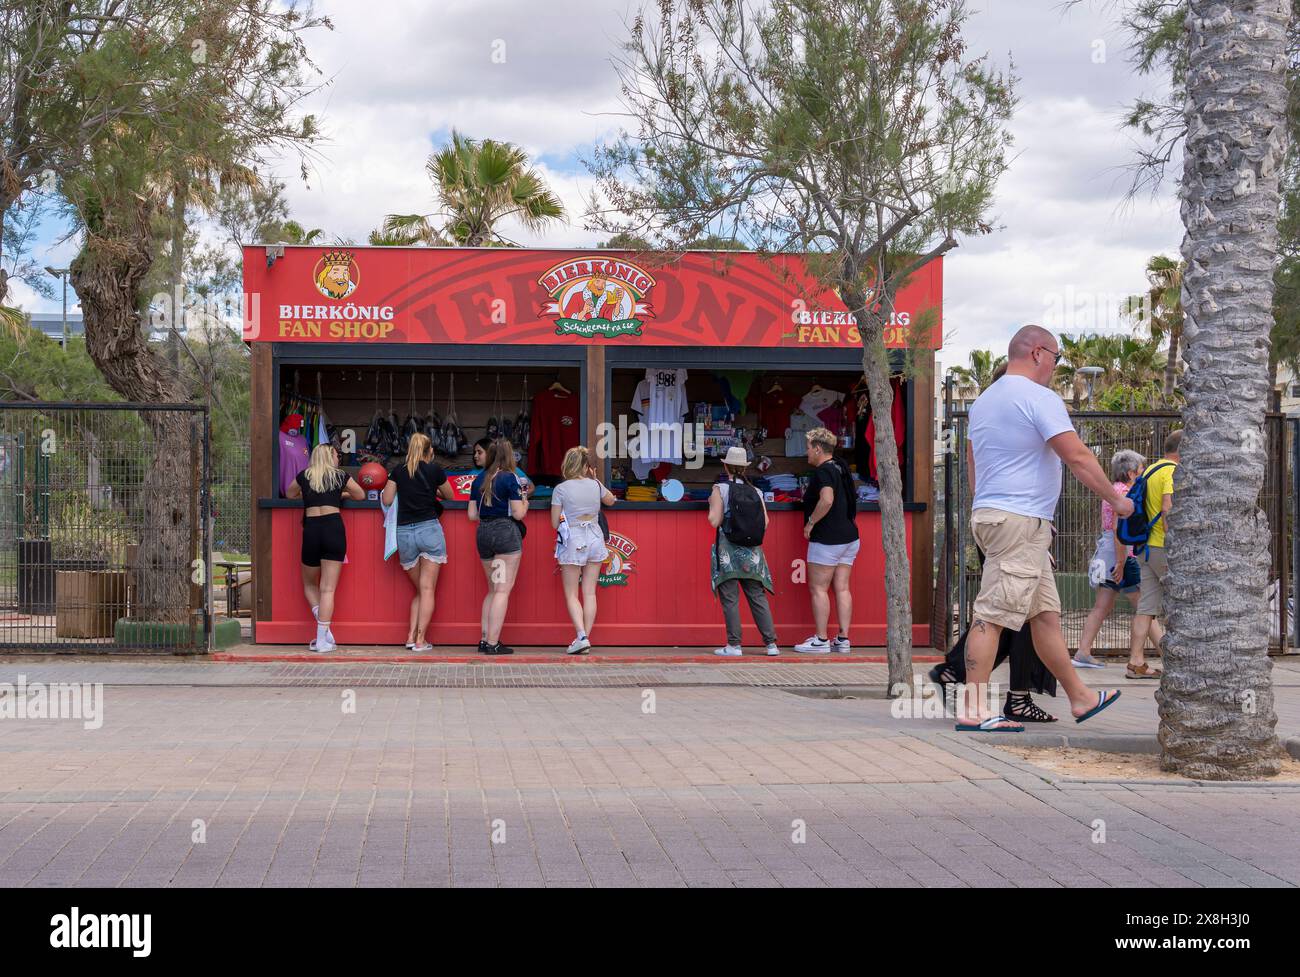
[15,0,1182,370]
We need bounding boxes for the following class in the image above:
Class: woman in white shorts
[551,446,616,654]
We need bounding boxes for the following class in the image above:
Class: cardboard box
[55,570,128,638]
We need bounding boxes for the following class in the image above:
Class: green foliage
[947,349,1005,394]
[586,0,1015,348]
[49,491,135,564]
[380,130,566,247]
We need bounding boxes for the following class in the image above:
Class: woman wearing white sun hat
[708,445,779,657]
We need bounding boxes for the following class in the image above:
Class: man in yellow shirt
[1128,429,1181,679]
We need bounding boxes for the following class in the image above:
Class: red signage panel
[243,247,942,349]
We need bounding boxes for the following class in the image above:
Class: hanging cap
[280,413,304,434]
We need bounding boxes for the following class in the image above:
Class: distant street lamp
[1078,366,1105,404]
[44,266,70,347]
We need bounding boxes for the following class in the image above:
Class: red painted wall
[260,506,926,648]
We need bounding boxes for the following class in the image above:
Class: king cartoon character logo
[313,249,359,300]
[538,257,656,339]
[599,533,638,587]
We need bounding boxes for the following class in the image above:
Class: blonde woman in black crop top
[285,444,364,652]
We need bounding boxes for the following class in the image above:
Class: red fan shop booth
[244,246,942,648]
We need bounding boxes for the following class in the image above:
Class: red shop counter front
[256,500,928,647]
[245,245,941,647]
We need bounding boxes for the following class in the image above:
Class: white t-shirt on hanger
[631,367,689,470]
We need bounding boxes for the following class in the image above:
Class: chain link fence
[941,410,1290,654]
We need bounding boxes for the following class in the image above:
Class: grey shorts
[476,518,522,560]
[1136,545,1168,616]
[396,518,447,570]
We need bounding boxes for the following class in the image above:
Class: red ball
[357,462,388,490]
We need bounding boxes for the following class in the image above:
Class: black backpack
[722,479,766,547]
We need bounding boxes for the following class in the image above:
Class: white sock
[312,605,320,622]
[317,622,330,644]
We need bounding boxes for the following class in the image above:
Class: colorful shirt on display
[278,430,309,497]
[527,389,580,476]
[798,386,843,419]
[631,368,689,464]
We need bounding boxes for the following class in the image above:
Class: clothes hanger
[767,379,782,393]
[549,371,570,395]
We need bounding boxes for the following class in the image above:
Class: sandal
[1003,693,1058,723]
[1125,663,1163,679]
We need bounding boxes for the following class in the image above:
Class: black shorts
[302,513,346,567]
[476,518,522,560]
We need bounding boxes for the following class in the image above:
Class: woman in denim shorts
[382,433,453,652]
[468,439,527,655]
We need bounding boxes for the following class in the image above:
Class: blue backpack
[1115,461,1174,553]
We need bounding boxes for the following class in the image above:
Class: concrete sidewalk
[0,657,1298,887]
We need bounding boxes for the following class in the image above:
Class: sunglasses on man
[1035,345,1062,364]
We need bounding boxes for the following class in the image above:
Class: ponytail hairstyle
[406,432,432,478]
[722,461,749,484]
[479,438,519,507]
[304,443,342,494]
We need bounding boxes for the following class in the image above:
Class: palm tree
[947,349,1005,402]
[1053,333,1099,408]
[1157,0,1287,780]
[379,130,565,247]
[1122,254,1185,404]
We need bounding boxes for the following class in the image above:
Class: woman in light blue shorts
[383,433,453,652]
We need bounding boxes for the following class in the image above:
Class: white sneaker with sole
[567,636,591,655]
[765,644,780,656]
[714,645,743,657]
[831,636,851,654]
[311,638,337,654]
[794,636,831,654]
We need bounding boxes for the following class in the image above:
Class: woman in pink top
[1074,449,1165,666]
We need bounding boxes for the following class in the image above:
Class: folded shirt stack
[625,485,660,503]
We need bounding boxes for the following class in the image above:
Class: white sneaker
[714,645,743,657]
[765,644,780,657]
[311,638,337,654]
[567,636,591,655]
[410,642,433,653]
[794,636,832,654]
[831,636,851,653]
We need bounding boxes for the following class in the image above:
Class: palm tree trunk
[1163,325,1179,403]
[1157,0,1288,779]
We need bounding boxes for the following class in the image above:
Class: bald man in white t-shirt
[959,325,1133,731]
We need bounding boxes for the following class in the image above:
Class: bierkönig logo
[599,533,638,587]
[314,249,359,299]
[538,257,656,339]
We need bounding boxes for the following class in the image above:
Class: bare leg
[404,564,421,644]
[415,559,440,643]
[1129,614,1155,668]
[479,559,494,642]
[1028,611,1114,716]
[1147,615,1165,650]
[1076,587,1116,661]
[561,564,585,635]
[831,563,853,637]
[808,563,834,639]
[581,562,601,636]
[317,559,343,631]
[301,565,321,614]
[484,553,521,645]
[960,618,1003,722]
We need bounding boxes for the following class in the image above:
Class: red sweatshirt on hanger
[528,388,580,476]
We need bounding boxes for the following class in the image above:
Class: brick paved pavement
[1,658,1298,887]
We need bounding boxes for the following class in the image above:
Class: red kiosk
[244,246,941,648]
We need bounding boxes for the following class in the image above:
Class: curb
[970,731,1300,761]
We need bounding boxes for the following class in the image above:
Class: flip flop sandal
[955,715,1024,733]
[1075,689,1121,724]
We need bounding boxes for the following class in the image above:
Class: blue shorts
[396,518,447,570]
[1101,555,1141,592]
